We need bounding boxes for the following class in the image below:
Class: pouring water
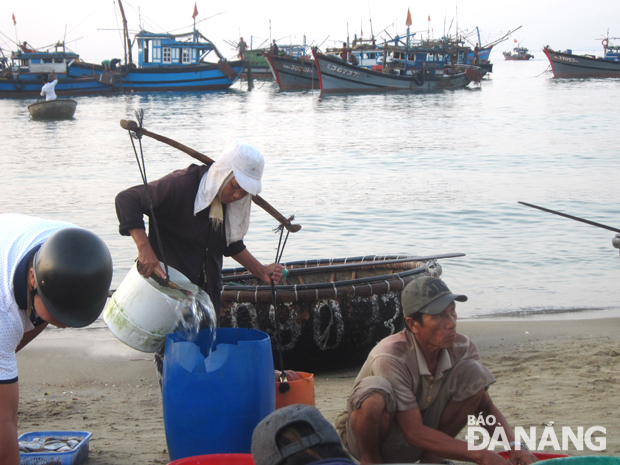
[170,287,217,343]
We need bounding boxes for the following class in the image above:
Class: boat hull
[28,99,77,119]
[69,60,246,92]
[265,53,318,90]
[242,50,274,79]
[312,49,473,94]
[544,47,620,78]
[246,66,273,79]
[219,255,442,371]
[0,75,112,99]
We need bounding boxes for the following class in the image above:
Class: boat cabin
[350,50,385,68]
[135,30,217,67]
[10,50,79,76]
[279,44,309,57]
[603,44,620,61]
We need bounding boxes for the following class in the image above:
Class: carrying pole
[120,119,301,233]
[518,202,620,233]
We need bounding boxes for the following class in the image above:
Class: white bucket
[103,262,201,353]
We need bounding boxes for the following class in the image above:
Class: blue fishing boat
[69,1,245,93]
[70,31,246,92]
[0,43,114,99]
[369,32,497,77]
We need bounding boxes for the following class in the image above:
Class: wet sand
[16,317,620,464]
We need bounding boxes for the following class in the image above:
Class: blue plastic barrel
[162,328,275,461]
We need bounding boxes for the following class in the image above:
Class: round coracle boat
[28,99,77,120]
[220,254,453,371]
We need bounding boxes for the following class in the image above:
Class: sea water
[1,50,619,324]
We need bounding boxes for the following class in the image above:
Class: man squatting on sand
[0,214,113,465]
[335,276,539,465]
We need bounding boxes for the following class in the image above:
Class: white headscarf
[194,141,265,245]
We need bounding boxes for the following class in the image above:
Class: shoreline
[17,318,620,463]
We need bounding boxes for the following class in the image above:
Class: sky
[2,0,620,63]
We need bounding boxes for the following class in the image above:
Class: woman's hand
[263,263,285,284]
[136,247,166,280]
[129,228,165,280]
[232,249,285,284]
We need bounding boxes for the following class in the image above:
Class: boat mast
[117,0,133,65]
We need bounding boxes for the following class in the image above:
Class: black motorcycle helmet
[33,228,113,328]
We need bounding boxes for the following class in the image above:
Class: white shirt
[0,214,76,381]
[40,79,58,101]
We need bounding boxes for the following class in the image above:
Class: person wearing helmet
[0,214,113,465]
[115,140,284,320]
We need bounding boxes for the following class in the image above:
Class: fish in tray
[19,436,82,453]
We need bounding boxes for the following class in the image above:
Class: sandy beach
[16,316,620,464]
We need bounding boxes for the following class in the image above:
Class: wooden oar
[518,202,620,234]
[120,119,301,233]
[222,253,466,282]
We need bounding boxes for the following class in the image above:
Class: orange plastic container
[498,451,570,461]
[168,453,255,465]
[275,372,315,409]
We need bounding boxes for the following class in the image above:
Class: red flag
[428,15,431,21]
[514,38,517,43]
[12,13,16,25]
[192,3,198,19]
[405,8,412,27]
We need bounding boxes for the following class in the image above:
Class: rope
[535,65,551,78]
[271,222,290,379]
[126,110,170,280]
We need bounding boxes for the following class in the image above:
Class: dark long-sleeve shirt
[115,164,245,311]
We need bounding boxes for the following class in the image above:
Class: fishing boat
[543,46,620,78]
[0,43,114,99]
[28,99,77,119]
[244,49,273,79]
[244,44,310,80]
[69,30,246,92]
[311,48,478,94]
[383,42,489,77]
[220,253,463,371]
[503,46,534,60]
[372,34,496,78]
[68,0,245,92]
[265,53,318,90]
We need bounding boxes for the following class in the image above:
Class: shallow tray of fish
[19,431,92,465]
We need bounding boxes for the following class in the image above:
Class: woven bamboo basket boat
[220,254,445,371]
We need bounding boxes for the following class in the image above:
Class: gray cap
[402,276,467,317]
[251,404,344,465]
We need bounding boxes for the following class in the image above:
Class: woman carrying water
[115,140,284,322]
